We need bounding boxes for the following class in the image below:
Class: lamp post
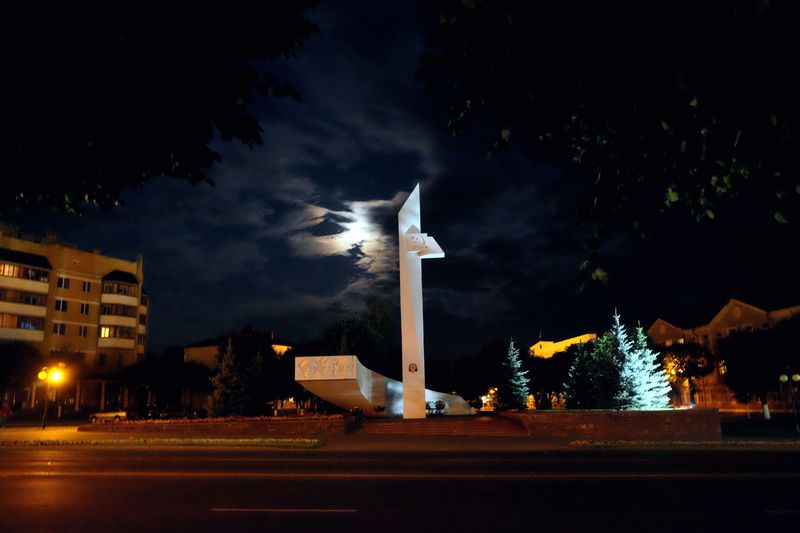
[778,372,800,437]
[37,364,65,430]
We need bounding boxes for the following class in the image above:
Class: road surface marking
[210,508,357,513]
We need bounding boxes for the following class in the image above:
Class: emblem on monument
[408,363,418,373]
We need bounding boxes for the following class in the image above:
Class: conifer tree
[565,342,594,409]
[211,338,249,416]
[497,338,530,409]
[597,313,631,409]
[620,325,672,409]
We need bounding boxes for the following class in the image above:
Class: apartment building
[0,227,148,411]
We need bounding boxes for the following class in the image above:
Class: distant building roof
[185,328,292,350]
[102,269,139,284]
[0,247,52,269]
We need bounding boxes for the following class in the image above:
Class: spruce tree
[210,338,249,416]
[565,342,594,409]
[565,313,629,409]
[605,313,634,409]
[498,338,530,409]
[620,325,672,409]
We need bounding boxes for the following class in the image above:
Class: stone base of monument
[502,409,722,441]
[295,355,474,417]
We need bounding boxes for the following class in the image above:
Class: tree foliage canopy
[320,296,394,377]
[717,315,798,405]
[2,1,317,214]
[420,0,800,278]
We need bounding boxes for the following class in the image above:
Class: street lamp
[778,373,800,437]
[38,363,65,430]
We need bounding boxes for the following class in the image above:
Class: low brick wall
[503,409,721,441]
[77,416,347,436]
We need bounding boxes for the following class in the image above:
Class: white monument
[295,183,473,418]
[398,184,444,418]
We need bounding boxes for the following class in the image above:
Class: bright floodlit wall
[294,355,473,417]
[529,333,597,358]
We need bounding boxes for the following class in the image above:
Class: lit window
[52,323,66,335]
[677,338,685,344]
[718,360,727,375]
[100,326,111,338]
[57,276,70,289]
[1,314,18,328]
[54,299,68,312]
[665,339,673,347]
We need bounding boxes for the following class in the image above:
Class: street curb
[0,438,323,448]
[570,439,800,449]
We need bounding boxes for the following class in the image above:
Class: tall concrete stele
[398,184,444,419]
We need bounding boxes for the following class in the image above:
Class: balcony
[100,293,138,307]
[0,327,44,343]
[0,301,47,318]
[0,276,49,294]
[97,337,135,349]
[137,324,146,334]
[100,314,137,328]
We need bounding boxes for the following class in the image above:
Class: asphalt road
[2,447,799,532]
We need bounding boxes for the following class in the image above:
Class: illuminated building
[529,333,597,358]
[648,298,800,410]
[0,227,148,411]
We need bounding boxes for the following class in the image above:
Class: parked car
[153,405,189,420]
[88,410,130,423]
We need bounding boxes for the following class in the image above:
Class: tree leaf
[666,187,679,203]
[705,209,715,220]
[774,212,789,224]
[591,268,608,283]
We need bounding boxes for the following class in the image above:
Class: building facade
[529,333,597,359]
[647,298,800,410]
[0,228,148,412]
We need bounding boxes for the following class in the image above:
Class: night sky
[9,1,800,360]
